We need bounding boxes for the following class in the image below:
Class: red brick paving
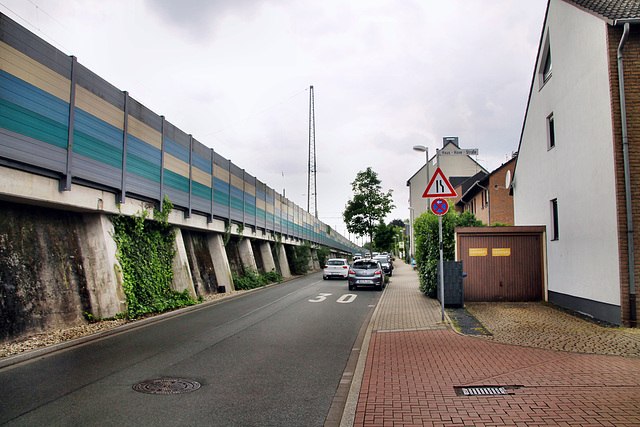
[354,329,640,426]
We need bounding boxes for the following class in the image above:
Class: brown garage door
[456,226,545,302]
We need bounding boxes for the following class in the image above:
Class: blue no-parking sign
[431,198,449,216]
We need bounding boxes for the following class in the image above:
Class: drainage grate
[454,385,521,396]
[133,378,201,395]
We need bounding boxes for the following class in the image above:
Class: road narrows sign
[422,167,457,198]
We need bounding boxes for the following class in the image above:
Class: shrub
[287,241,312,275]
[233,268,283,290]
[414,209,483,297]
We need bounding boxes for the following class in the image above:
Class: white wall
[513,0,621,305]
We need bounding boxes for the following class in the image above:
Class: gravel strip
[465,302,640,357]
[0,290,246,359]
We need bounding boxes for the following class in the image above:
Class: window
[547,113,556,149]
[542,47,552,81]
[539,32,552,87]
[550,199,559,240]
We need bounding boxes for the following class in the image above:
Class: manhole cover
[454,385,522,396]
[133,378,201,395]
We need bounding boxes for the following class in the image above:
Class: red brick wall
[608,25,640,327]
[487,162,515,226]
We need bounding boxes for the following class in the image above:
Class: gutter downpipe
[616,21,637,326]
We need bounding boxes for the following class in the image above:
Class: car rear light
[374,271,381,275]
[349,270,355,275]
[343,265,348,268]
[323,265,328,269]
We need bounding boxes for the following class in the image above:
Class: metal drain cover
[133,378,201,395]
[454,385,521,396]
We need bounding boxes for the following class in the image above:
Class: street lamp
[413,145,430,212]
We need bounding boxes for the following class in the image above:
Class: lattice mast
[307,85,318,217]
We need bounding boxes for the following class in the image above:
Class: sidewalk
[343,261,640,426]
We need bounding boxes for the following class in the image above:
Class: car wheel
[323,276,327,280]
[349,284,355,291]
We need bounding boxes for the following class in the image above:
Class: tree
[373,222,397,252]
[343,167,395,251]
[390,219,405,228]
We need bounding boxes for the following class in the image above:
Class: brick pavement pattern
[352,261,640,426]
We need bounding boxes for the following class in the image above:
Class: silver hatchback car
[348,259,385,291]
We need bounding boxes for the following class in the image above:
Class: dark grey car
[348,259,385,291]
[373,255,393,276]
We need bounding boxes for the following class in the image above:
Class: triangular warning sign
[422,167,457,198]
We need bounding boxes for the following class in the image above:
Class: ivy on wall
[110,197,196,318]
[287,241,312,275]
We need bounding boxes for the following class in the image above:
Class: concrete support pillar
[276,243,291,278]
[207,233,234,291]
[238,238,258,272]
[310,249,321,270]
[259,241,277,273]
[171,228,197,298]
[79,213,126,318]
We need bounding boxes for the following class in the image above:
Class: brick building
[455,157,515,226]
[512,0,640,326]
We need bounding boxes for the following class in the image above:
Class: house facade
[456,157,515,226]
[407,137,487,219]
[513,0,640,326]
[407,137,487,257]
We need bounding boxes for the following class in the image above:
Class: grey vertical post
[437,149,445,322]
[160,116,166,210]
[186,134,192,219]
[61,56,77,192]
[209,148,214,223]
[119,91,129,205]
[242,169,246,226]
[227,159,232,221]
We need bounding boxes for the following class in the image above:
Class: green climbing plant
[110,197,196,318]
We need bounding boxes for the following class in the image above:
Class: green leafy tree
[373,222,397,252]
[390,219,405,228]
[343,167,395,251]
[414,208,483,297]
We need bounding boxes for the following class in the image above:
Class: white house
[513,0,640,326]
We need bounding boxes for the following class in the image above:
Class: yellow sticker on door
[492,248,511,257]
[469,248,488,256]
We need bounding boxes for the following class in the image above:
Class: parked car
[373,255,393,276]
[348,259,385,291]
[323,258,349,280]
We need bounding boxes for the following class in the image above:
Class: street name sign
[439,148,479,156]
[422,167,457,198]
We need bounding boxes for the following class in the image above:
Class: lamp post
[412,144,445,322]
[412,145,430,213]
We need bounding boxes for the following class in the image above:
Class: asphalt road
[0,272,382,426]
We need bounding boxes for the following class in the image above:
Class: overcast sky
[1,0,548,244]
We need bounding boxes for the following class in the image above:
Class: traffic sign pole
[437,150,444,322]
